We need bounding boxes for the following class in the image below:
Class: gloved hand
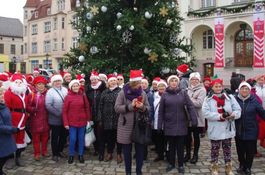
[33,108,38,113]
[16,127,20,133]
[157,129,163,135]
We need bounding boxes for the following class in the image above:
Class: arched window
[203,30,215,49]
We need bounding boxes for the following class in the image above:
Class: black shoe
[99,155,104,161]
[245,168,251,175]
[78,155,84,163]
[126,173,131,175]
[154,156,164,162]
[183,152,191,162]
[58,152,67,158]
[52,156,58,162]
[237,166,244,174]
[68,156,74,164]
[166,165,175,172]
[179,166,185,173]
[200,133,205,138]
[190,154,198,164]
[93,151,99,156]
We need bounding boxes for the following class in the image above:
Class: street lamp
[45,53,49,69]
[13,56,16,64]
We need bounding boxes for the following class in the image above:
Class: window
[24,26,27,36]
[11,44,15,54]
[201,0,216,8]
[203,30,215,49]
[24,10,28,19]
[32,24,38,35]
[53,17,57,30]
[72,16,77,28]
[0,44,4,54]
[62,17,65,29]
[44,22,51,33]
[24,43,27,54]
[32,42,37,53]
[47,8,51,15]
[35,11,38,18]
[30,10,34,15]
[43,60,52,69]
[57,0,65,11]
[21,45,23,54]
[72,37,78,48]
[53,39,57,50]
[44,41,51,52]
[31,60,39,71]
[61,38,65,50]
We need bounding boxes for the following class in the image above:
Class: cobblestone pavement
[4,135,265,175]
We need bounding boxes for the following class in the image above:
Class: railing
[225,57,253,68]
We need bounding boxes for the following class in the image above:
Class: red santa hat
[167,74,179,84]
[99,73,107,80]
[0,74,8,83]
[177,64,189,74]
[152,77,161,84]
[90,71,100,80]
[49,74,63,85]
[107,75,117,82]
[69,79,80,90]
[11,73,23,82]
[210,79,223,86]
[238,81,251,91]
[129,70,142,82]
[24,74,34,85]
[33,68,40,74]
[2,71,12,78]
[157,79,168,87]
[142,78,149,84]
[63,71,71,79]
[33,76,47,85]
[77,74,85,82]
[203,77,212,83]
[117,74,124,80]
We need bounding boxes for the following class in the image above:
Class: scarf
[109,85,117,91]
[123,83,142,101]
[204,85,209,89]
[169,87,178,92]
[91,81,102,89]
[158,92,162,96]
[237,93,251,102]
[212,94,226,121]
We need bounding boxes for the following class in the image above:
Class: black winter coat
[98,87,121,130]
[85,80,106,122]
[235,93,265,140]
[230,75,242,92]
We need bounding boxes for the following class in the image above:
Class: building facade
[0,17,24,73]
[23,0,80,73]
[179,0,265,85]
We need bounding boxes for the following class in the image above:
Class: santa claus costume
[4,73,28,167]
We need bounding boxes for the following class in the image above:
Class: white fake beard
[10,82,27,95]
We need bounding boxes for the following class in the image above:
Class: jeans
[50,125,68,156]
[69,125,86,156]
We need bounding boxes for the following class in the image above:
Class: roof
[0,17,23,37]
[29,0,51,21]
[24,0,41,8]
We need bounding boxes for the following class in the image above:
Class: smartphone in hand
[137,96,143,103]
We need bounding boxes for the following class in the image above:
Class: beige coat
[115,88,150,144]
[187,83,207,127]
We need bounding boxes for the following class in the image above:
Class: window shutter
[201,0,205,8]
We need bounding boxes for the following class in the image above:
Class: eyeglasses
[117,79,123,80]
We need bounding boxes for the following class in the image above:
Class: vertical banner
[215,18,224,67]
[253,13,264,68]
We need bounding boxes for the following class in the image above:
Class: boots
[104,154,113,162]
[211,162,218,175]
[15,157,25,167]
[183,150,191,162]
[117,154,123,163]
[68,156,74,164]
[225,162,234,175]
[5,159,12,169]
[190,154,198,164]
[78,155,84,163]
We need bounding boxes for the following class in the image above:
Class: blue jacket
[144,88,154,121]
[0,102,17,158]
[235,93,265,140]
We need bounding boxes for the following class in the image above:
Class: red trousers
[32,131,49,156]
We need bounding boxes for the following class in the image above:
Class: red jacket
[62,89,90,127]
[26,88,50,133]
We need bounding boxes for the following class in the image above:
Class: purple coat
[158,88,198,136]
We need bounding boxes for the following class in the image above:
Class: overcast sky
[0,0,27,23]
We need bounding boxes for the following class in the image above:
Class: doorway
[203,63,214,78]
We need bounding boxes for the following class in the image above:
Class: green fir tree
[60,0,196,81]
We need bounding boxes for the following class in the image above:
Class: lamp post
[45,53,49,69]
[12,56,16,73]
[13,56,16,64]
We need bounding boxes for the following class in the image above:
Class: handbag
[131,109,152,145]
[181,89,191,123]
[85,121,96,147]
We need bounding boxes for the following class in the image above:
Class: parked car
[39,69,57,82]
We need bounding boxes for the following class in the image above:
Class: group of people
[0,64,265,175]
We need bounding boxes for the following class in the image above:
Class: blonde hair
[257,75,265,80]
[107,80,118,88]
[0,88,3,94]
[129,80,141,87]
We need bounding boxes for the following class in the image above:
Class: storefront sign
[253,13,264,68]
[214,18,224,67]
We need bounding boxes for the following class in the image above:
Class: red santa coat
[4,88,28,148]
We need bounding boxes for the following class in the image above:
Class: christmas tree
[60,0,196,81]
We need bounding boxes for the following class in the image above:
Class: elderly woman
[63,80,90,164]
[0,88,18,175]
[115,70,150,175]
[158,75,198,173]
[61,71,72,89]
[98,75,122,163]
[202,79,241,175]
[27,76,50,161]
[235,82,265,175]
[45,74,68,162]
[185,72,206,164]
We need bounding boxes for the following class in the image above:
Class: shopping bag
[24,131,31,144]
[85,121,96,147]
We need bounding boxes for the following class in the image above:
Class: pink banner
[253,13,264,68]
[215,18,224,67]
